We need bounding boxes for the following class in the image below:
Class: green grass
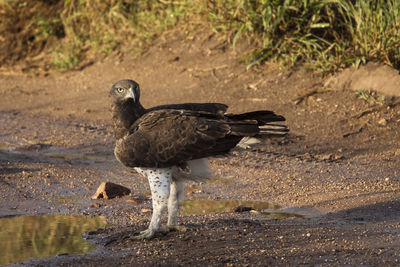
[355,90,387,105]
[34,15,62,40]
[206,0,400,72]
[51,43,80,69]
[1,0,399,71]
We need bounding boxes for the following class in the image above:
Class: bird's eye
[117,87,124,93]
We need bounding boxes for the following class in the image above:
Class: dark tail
[258,123,289,135]
[226,110,289,136]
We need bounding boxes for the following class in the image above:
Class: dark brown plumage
[109,79,287,168]
[109,79,288,240]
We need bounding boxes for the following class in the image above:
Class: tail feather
[216,110,289,150]
[225,110,285,125]
[227,120,259,136]
[226,110,288,136]
[234,123,288,150]
[259,123,289,135]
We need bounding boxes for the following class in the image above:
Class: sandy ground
[1,30,400,266]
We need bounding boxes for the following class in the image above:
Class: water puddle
[179,199,304,219]
[0,143,10,151]
[0,141,115,164]
[0,214,107,266]
[42,153,115,163]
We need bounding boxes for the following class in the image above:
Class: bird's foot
[151,225,188,235]
[131,228,156,240]
[156,225,188,235]
[132,225,188,240]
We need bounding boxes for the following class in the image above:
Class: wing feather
[115,109,236,168]
[147,102,228,116]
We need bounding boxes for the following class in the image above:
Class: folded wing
[115,108,287,168]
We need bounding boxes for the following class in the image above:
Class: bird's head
[109,79,141,103]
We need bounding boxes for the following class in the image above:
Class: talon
[131,228,156,240]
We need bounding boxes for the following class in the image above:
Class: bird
[109,79,288,239]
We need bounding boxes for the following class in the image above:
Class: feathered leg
[133,168,172,240]
[166,179,186,231]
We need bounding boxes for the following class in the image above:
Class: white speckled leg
[133,167,172,240]
[167,180,185,227]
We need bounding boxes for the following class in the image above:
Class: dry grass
[1,0,399,72]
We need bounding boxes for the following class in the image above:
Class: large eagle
[109,79,288,239]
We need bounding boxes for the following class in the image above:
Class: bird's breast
[114,139,125,165]
[114,137,140,167]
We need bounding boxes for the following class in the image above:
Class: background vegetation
[0,0,399,72]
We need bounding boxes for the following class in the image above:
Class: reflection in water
[0,214,107,266]
[179,199,304,219]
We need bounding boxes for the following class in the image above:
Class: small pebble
[141,208,152,213]
[378,118,387,126]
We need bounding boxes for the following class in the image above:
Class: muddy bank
[1,109,399,266]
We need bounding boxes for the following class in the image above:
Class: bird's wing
[225,110,285,124]
[114,109,256,168]
[146,103,228,116]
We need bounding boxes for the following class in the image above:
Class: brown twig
[351,100,400,119]
[293,88,325,105]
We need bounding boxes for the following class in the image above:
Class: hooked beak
[125,87,135,102]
